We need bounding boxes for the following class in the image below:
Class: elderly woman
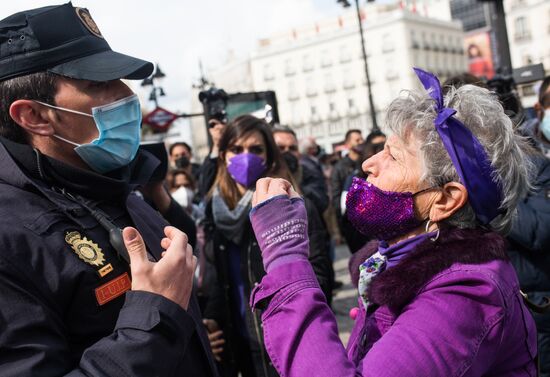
[247,69,538,376]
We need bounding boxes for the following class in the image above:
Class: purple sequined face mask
[227,153,267,188]
[346,177,429,241]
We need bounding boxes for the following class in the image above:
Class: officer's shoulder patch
[75,7,103,39]
[65,231,105,267]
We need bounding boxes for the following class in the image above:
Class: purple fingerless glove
[249,195,309,272]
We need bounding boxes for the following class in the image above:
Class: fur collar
[348,228,508,314]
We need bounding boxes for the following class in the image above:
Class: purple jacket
[250,228,538,376]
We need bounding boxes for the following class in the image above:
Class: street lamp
[141,63,166,108]
[338,0,379,131]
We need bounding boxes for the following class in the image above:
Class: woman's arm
[249,178,359,376]
[250,260,359,377]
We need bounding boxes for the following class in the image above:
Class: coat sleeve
[250,260,360,377]
[0,256,199,377]
[507,156,550,253]
[251,262,532,377]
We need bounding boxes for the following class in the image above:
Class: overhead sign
[143,107,179,131]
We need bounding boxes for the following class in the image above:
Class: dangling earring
[425,219,440,242]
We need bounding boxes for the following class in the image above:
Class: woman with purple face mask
[247,69,539,377]
[201,115,331,377]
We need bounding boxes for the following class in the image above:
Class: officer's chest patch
[95,272,131,306]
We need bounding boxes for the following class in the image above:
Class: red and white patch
[95,272,131,306]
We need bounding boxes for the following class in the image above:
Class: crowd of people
[0,3,548,377]
[160,72,550,376]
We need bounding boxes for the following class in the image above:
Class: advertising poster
[464,31,495,80]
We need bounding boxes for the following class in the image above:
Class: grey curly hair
[385,84,534,234]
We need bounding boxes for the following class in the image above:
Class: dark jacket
[300,155,329,213]
[198,156,218,201]
[0,139,218,377]
[202,195,331,377]
[330,155,358,222]
[506,154,550,376]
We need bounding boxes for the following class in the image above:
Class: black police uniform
[0,139,218,376]
[0,3,218,376]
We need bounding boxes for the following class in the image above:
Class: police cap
[0,2,153,82]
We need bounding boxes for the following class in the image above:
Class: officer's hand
[123,226,196,310]
[203,319,224,362]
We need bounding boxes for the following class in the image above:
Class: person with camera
[0,4,217,376]
[198,118,227,201]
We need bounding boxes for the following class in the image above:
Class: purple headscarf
[414,68,503,224]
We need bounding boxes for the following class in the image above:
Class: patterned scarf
[358,232,435,309]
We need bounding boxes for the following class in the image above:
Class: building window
[284,59,296,76]
[263,64,274,81]
[511,0,526,9]
[303,54,314,72]
[432,34,439,52]
[305,76,318,97]
[310,105,317,115]
[514,16,531,41]
[411,30,420,49]
[342,70,355,90]
[440,35,447,52]
[348,98,354,108]
[288,81,299,101]
[340,45,352,63]
[520,84,535,97]
[381,34,395,53]
[422,31,428,50]
[386,59,398,80]
[324,73,336,93]
[321,50,333,68]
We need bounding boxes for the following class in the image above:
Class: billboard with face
[465,31,495,80]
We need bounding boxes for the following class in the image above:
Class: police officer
[0,3,218,376]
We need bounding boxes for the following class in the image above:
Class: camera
[199,87,228,124]
[486,63,545,125]
[486,74,522,122]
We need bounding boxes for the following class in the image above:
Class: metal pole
[151,86,159,108]
[491,0,513,75]
[354,0,378,131]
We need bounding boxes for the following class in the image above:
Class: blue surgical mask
[541,110,550,141]
[36,94,142,173]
